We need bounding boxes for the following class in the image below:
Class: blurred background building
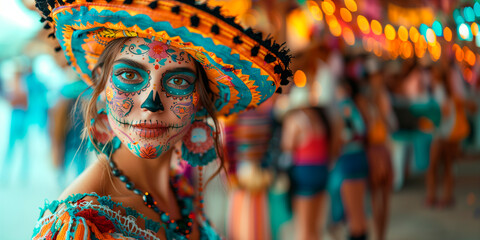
[0,0,479,239]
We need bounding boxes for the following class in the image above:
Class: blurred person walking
[1,66,30,184]
[281,84,334,240]
[329,77,369,240]
[364,58,396,240]
[426,61,470,208]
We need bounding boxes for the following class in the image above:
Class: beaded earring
[181,120,217,166]
[88,108,121,155]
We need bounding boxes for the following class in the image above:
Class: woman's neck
[110,144,173,201]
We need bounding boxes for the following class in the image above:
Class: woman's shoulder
[32,192,163,240]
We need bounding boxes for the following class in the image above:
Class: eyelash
[166,77,193,88]
[114,69,143,83]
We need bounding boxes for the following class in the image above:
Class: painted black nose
[141,90,164,112]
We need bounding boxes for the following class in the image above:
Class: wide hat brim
[36,0,292,116]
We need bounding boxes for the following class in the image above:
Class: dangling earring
[88,108,121,155]
[181,120,217,166]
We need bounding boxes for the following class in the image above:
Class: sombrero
[35,0,292,116]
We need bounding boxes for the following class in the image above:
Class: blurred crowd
[1,0,480,239]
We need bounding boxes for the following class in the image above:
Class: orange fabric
[38,220,54,237]
[86,219,120,240]
[368,118,388,144]
[74,219,89,240]
[449,98,470,142]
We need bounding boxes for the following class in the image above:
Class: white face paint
[105,37,200,159]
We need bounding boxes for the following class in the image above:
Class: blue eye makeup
[112,63,149,93]
[162,71,196,97]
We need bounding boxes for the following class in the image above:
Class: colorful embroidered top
[31,193,220,240]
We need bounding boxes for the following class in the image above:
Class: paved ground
[0,98,479,239]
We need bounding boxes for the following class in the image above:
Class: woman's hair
[79,37,225,184]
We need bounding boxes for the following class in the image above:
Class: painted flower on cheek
[106,85,114,102]
[148,41,169,60]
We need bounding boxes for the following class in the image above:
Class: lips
[132,122,170,138]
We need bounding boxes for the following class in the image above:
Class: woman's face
[105,37,199,159]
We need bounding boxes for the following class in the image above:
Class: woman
[281,86,332,240]
[329,77,369,240]
[31,0,292,239]
[426,63,469,208]
[365,65,395,240]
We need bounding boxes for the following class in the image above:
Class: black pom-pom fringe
[233,36,243,44]
[190,15,200,27]
[55,46,62,52]
[58,0,65,5]
[66,0,75,3]
[211,24,219,35]
[176,0,292,76]
[44,23,51,30]
[171,5,180,14]
[264,53,276,63]
[48,33,56,39]
[274,65,282,74]
[251,45,260,57]
[106,0,113,2]
[86,0,93,2]
[148,0,158,9]
[37,0,51,18]
[275,88,282,94]
[123,0,133,4]
[280,79,289,85]
[47,0,55,8]
[40,17,47,23]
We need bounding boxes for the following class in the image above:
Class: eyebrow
[163,67,197,76]
[113,58,148,72]
[113,58,196,76]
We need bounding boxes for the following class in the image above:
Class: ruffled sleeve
[31,194,136,240]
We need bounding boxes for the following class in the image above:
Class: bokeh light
[444,27,452,41]
[471,22,478,36]
[343,27,355,45]
[459,23,472,40]
[400,41,413,59]
[464,48,476,66]
[410,27,420,42]
[426,28,436,45]
[464,6,475,22]
[357,15,370,34]
[327,16,342,37]
[428,41,441,61]
[371,20,382,35]
[307,0,323,21]
[398,26,408,41]
[321,0,335,15]
[385,24,396,40]
[475,2,480,17]
[432,21,443,36]
[455,45,464,62]
[344,0,357,12]
[294,69,307,87]
[340,8,352,22]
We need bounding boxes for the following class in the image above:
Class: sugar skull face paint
[105,37,198,159]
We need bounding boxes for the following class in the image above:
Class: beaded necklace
[108,156,205,239]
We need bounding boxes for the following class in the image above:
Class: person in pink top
[282,99,333,240]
